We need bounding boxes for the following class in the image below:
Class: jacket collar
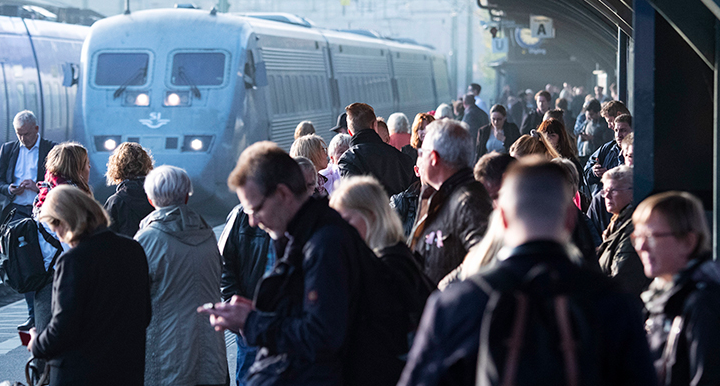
[350,129,384,146]
[435,167,475,198]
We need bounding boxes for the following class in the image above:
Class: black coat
[31,229,151,386]
[390,180,421,238]
[398,240,657,386]
[218,204,272,301]
[462,104,489,149]
[643,256,720,385]
[520,109,543,135]
[0,138,56,212]
[339,129,416,196]
[104,178,154,237]
[409,168,493,284]
[475,122,521,159]
[244,197,397,386]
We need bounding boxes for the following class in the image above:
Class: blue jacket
[583,140,624,194]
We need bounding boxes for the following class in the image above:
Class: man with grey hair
[135,165,228,386]
[387,112,410,150]
[409,119,493,284]
[0,110,57,331]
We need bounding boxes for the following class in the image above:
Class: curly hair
[105,142,154,185]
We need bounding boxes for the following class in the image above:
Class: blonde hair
[294,120,315,139]
[329,176,404,252]
[38,185,109,245]
[45,142,91,194]
[105,142,154,185]
[459,211,505,280]
[289,134,327,172]
[509,134,561,159]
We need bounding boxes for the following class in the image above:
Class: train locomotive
[78,8,451,214]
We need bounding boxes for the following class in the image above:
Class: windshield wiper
[113,65,148,99]
[178,66,201,98]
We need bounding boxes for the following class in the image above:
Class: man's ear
[430,150,440,166]
[499,206,509,231]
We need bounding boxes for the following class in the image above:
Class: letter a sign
[530,15,555,38]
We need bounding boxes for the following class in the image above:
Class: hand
[579,133,592,141]
[8,184,24,195]
[197,295,254,333]
[592,164,607,177]
[27,327,37,352]
[20,179,38,193]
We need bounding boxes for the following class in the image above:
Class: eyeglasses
[630,231,678,248]
[243,188,276,216]
[600,187,632,197]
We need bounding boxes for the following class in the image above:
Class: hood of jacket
[139,204,213,246]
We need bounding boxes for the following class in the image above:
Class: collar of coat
[350,129,384,146]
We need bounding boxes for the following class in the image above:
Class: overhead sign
[530,15,555,38]
[492,37,509,54]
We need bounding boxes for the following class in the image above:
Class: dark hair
[228,141,306,198]
[345,103,377,133]
[469,83,482,94]
[463,93,476,106]
[583,99,602,113]
[474,152,516,186]
[600,100,630,117]
[615,113,632,126]
[544,109,564,121]
[537,118,576,159]
[489,104,507,116]
[555,98,568,110]
[535,90,552,102]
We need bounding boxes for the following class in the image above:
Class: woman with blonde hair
[290,134,328,195]
[28,185,151,385]
[329,176,433,321]
[402,113,435,163]
[508,133,561,159]
[104,142,155,237]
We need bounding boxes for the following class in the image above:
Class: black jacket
[583,141,623,194]
[32,229,151,386]
[104,178,154,237]
[462,104,489,149]
[218,204,272,301]
[520,109,543,135]
[338,129,416,196]
[476,122,521,159]
[398,240,657,386]
[390,180,421,238]
[244,197,404,386]
[409,168,493,284]
[0,138,56,211]
[643,256,720,385]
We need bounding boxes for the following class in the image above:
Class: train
[0,14,87,145]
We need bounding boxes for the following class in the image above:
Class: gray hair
[144,165,193,207]
[602,165,633,188]
[13,110,37,129]
[423,119,474,170]
[434,103,454,120]
[328,133,352,160]
[387,113,410,134]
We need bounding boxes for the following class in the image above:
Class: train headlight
[164,91,190,107]
[104,138,118,151]
[135,93,150,106]
[94,136,122,152]
[123,91,151,107]
[182,135,213,152]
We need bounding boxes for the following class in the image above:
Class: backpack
[472,263,601,386]
[0,209,63,293]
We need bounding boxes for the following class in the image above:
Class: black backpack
[472,263,602,386]
[0,209,63,293]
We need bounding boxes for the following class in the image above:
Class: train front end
[78,9,251,214]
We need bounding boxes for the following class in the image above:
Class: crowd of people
[1,76,717,386]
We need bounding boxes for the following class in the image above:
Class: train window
[26,82,38,115]
[16,84,25,111]
[95,53,149,86]
[171,53,225,86]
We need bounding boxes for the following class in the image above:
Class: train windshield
[95,53,149,86]
[171,53,225,86]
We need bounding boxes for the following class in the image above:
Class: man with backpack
[199,142,412,386]
[398,158,657,386]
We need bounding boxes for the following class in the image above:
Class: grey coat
[135,204,227,386]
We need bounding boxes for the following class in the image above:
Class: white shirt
[474,95,489,114]
[12,139,39,206]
